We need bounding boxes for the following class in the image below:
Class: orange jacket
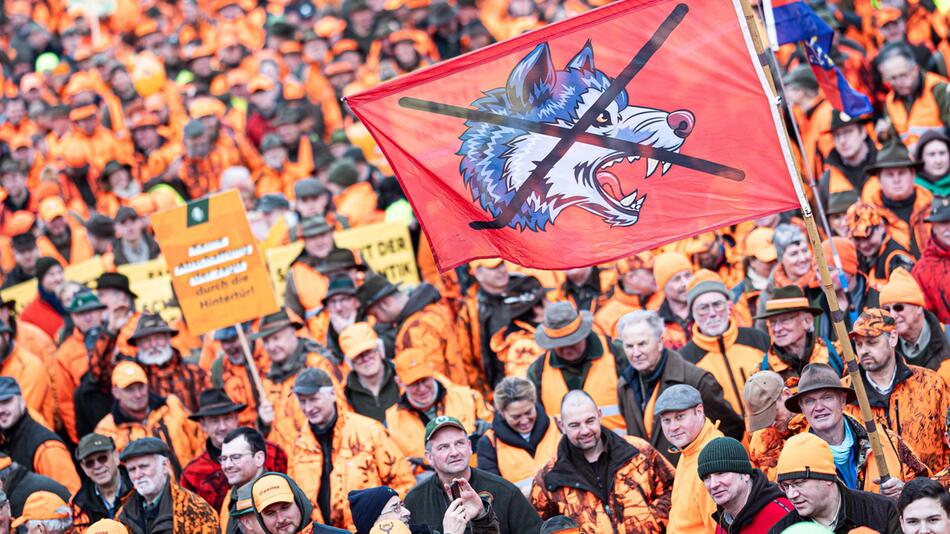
[1,345,54,430]
[94,393,204,468]
[762,335,835,382]
[117,480,219,534]
[53,330,91,443]
[394,293,467,386]
[861,178,933,257]
[210,352,270,428]
[667,419,722,534]
[36,226,96,266]
[288,406,415,530]
[384,378,492,468]
[749,414,809,481]
[489,321,545,379]
[593,290,663,338]
[885,72,949,146]
[333,182,384,228]
[531,433,675,534]
[479,418,561,494]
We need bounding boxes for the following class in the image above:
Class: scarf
[38,284,67,317]
[828,422,858,489]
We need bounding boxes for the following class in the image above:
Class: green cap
[697,437,753,479]
[75,433,115,461]
[424,415,466,444]
[67,289,107,314]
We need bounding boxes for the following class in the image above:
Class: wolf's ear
[567,40,596,73]
[506,43,556,114]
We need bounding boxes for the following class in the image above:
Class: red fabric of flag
[348,0,799,271]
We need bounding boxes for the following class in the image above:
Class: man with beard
[847,202,915,287]
[0,377,80,493]
[69,434,133,529]
[180,390,287,512]
[699,437,793,533]
[251,473,349,534]
[128,313,209,412]
[117,438,219,534]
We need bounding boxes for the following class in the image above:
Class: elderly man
[117,438,219,534]
[656,385,721,534]
[341,323,400,423]
[0,377,80,494]
[755,286,837,379]
[744,371,806,480]
[847,202,916,287]
[406,415,540,534]
[127,313,208,412]
[254,309,344,451]
[527,301,624,433]
[770,433,901,533]
[698,437,793,533]
[877,42,950,147]
[850,308,950,472]
[10,491,72,534]
[680,275,770,419]
[360,272,464,385]
[913,196,950,323]
[616,310,741,464]
[180,389,287,511]
[94,360,203,474]
[288,368,414,530]
[69,434,133,529]
[385,348,491,471]
[880,267,950,381]
[285,216,337,323]
[785,363,928,498]
[862,142,933,258]
[251,473,350,534]
[530,391,673,533]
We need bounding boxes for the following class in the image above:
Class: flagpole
[737,0,891,482]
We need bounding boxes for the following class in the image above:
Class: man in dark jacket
[0,454,70,516]
[615,310,742,464]
[768,433,901,534]
[697,437,793,533]
[340,323,400,423]
[251,472,349,534]
[69,433,133,530]
[405,416,541,534]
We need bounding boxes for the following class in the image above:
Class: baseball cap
[339,322,378,360]
[11,492,69,529]
[424,415,466,444]
[849,308,896,339]
[292,368,334,396]
[252,473,296,511]
[470,258,504,270]
[744,227,777,263]
[75,433,116,461]
[230,482,256,518]
[0,377,22,401]
[38,196,67,223]
[394,348,434,385]
[112,360,148,388]
[743,371,784,432]
[846,202,882,238]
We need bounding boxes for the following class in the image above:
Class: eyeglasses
[694,300,727,316]
[883,303,906,314]
[81,453,112,469]
[381,500,404,515]
[219,452,251,464]
[777,479,809,494]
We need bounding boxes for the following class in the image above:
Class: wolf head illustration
[458,40,695,231]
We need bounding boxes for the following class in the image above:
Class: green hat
[424,415,466,444]
[67,289,107,314]
[261,134,285,153]
[75,433,116,461]
[297,215,333,238]
[230,482,256,518]
[327,159,358,188]
[687,279,730,318]
[697,437,753,479]
[783,65,818,91]
[864,141,922,175]
[252,309,303,340]
[329,129,350,145]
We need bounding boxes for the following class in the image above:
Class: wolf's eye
[594,111,612,126]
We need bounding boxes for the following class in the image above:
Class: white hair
[25,507,72,533]
[220,166,253,190]
[616,310,665,341]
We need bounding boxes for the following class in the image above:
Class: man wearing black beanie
[698,437,793,533]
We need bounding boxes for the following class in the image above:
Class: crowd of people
[4,0,950,531]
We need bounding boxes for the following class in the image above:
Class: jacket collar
[690,320,739,353]
[712,469,788,529]
[489,403,551,453]
[859,355,914,409]
[677,418,718,457]
[544,430,638,492]
[396,283,441,324]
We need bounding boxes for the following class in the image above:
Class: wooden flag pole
[235,324,269,413]
[737,0,891,481]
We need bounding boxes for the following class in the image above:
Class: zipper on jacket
[716,337,745,418]
[603,502,620,534]
[894,398,902,437]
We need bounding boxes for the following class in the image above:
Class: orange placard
[151,190,279,335]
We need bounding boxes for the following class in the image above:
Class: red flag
[348,0,799,271]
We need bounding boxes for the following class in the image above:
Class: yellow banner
[117,257,169,283]
[151,190,279,335]
[334,222,419,286]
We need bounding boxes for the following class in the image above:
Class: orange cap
[821,237,858,275]
[776,433,837,482]
[186,44,215,62]
[279,41,303,55]
[388,29,417,44]
[331,39,359,57]
[846,202,882,238]
[324,61,355,77]
[112,360,148,388]
[849,308,897,338]
[314,16,345,38]
[188,97,225,119]
[616,252,654,274]
[11,492,70,529]
[394,348,434,385]
[129,112,160,130]
[86,519,129,534]
[248,76,275,93]
[470,257,504,270]
[879,267,926,307]
[69,104,98,121]
[745,227,777,263]
[8,134,31,151]
[339,322,379,359]
[682,232,718,255]
[283,81,305,101]
[251,474,296,511]
[653,251,692,290]
[39,196,67,223]
[135,19,160,38]
[4,211,35,236]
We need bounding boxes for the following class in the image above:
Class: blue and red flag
[348,0,800,271]
[771,0,873,116]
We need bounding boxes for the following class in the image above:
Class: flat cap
[119,437,169,461]
[653,384,702,416]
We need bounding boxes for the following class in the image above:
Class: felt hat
[534,301,593,350]
[753,285,824,320]
[356,273,400,312]
[925,195,950,223]
[864,142,921,175]
[187,388,247,420]
[785,363,856,413]
[252,309,303,340]
[127,313,178,345]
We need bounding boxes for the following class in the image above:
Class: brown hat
[879,267,926,307]
[743,371,785,432]
[784,363,856,413]
[753,285,824,320]
[127,313,178,346]
[846,201,882,238]
[534,301,593,349]
[864,141,921,175]
[849,308,897,339]
[252,309,303,340]
[775,433,838,482]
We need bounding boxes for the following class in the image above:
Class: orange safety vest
[886,72,948,145]
[290,261,329,319]
[539,339,625,433]
[485,422,560,494]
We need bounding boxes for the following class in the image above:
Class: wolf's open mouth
[594,153,672,207]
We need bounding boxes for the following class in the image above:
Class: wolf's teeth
[621,190,639,207]
[646,158,659,177]
[604,160,615,168]
[627,156,637,163]
[662,162,672,175]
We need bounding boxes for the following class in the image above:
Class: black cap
[11,232,36,252]
[85,214,116,239]
[293,368,334,396]
[75,433,116,461]
[0,377,21,402]
[119,437,169,461]
[115,206,139,223]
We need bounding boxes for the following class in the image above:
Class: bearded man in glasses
[69,433,133,530]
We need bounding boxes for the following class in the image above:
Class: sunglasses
[81,453,111,469]
[883,304,906,314]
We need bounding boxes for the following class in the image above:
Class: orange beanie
[653,251,692,291]
[879,267,926,307]
[821,237,858,276]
